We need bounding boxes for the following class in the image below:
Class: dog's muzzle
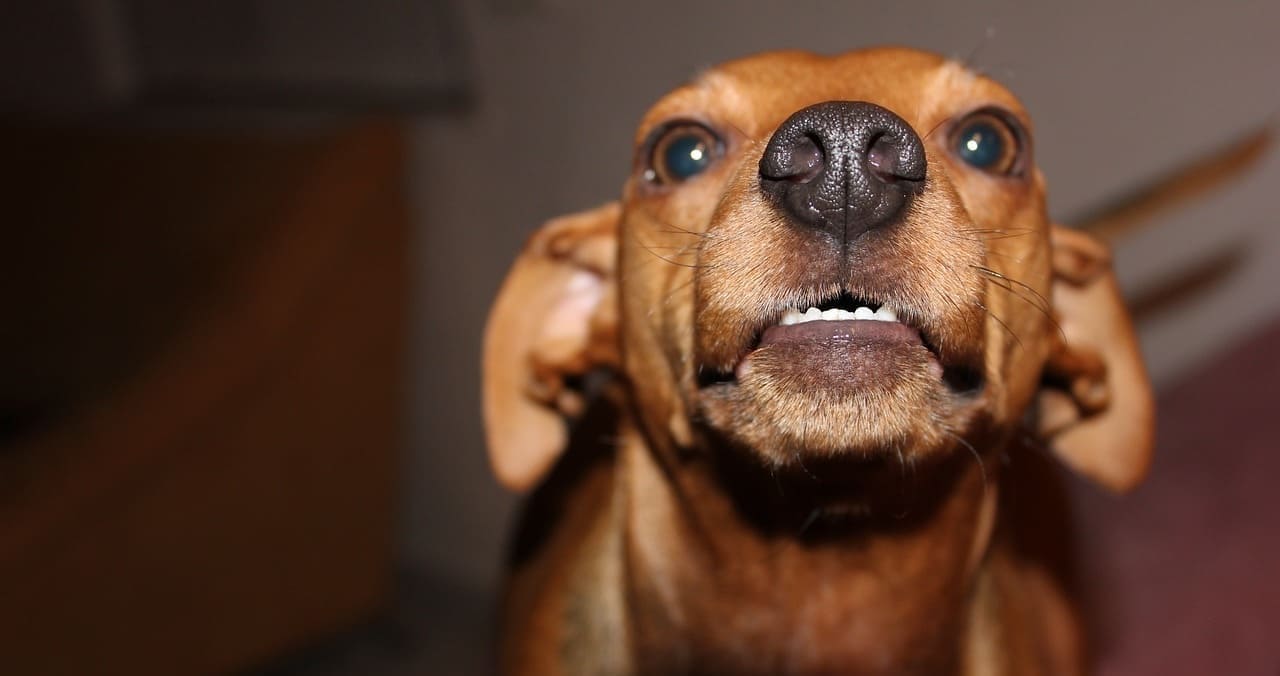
[759,101,926,244]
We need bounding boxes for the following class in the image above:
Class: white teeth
[874,306,897,322]
[776,304,903,326]
[780,309,805,326]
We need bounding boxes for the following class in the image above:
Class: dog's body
[484,48,1155,675]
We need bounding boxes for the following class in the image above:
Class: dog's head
[483,47,1153,496]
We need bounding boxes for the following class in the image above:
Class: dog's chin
[698,322,966,467]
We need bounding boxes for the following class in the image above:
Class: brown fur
[483,47,1155,675]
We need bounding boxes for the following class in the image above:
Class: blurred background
[1,1,1277,674]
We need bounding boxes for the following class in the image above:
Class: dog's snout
[759,101,926,242]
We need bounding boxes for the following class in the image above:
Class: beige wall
[407,0,1280,589]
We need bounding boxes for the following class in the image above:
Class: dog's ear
[482,202,621,492]
[1035,225,1155,493]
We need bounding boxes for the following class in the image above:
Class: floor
[1073,319,1280,675]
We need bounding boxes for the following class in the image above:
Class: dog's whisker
[640,243,700,252]
[981,62,1020,83]
[972,265,1051,310]
[890,442,917,519]
[943,429,989,496]
[644,209,715,238]
[792,451,817,481]
[637,246,705,269]
[956,25,999,75]
[976,300,1024,349]
[953,227,1036,242]
[798,508,823,537]
[623,253,710,275]
[715,116,755,147]
[657,276,698,309]
[655,224,711,236]
[972,265,1068,345]
[626,225,715,271]
[975,269,1051,317]
[652,224,712,239]
[920,116,951,143]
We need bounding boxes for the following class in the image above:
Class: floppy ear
[482,202,621,492]
[1035,225,1155,493]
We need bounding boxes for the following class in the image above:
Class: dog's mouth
[698,291,982,395]
[692,285,986,462]
[750,292,930,375]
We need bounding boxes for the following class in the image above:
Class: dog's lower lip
[706,318,943,398]
[743,319,938,380]
[758,318,922,348]
[698,318,980,392]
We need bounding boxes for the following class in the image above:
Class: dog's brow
[689,66,723,88]
[917,60,1024,127]
[689,69,739,96]
[927,61,982,100]
[685,70,751,120]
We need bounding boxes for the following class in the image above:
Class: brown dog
[483,47,1155,675]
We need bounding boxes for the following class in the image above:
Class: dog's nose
[759,101,926,242]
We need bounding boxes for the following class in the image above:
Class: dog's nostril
[761,135,825,184]
[866,133,924,184]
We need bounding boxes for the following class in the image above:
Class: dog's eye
[646,124,722,184]
[950,112,1023,175]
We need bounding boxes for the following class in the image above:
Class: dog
[482,47,1156,675]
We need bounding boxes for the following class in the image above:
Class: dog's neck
[614,415,1003,675]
